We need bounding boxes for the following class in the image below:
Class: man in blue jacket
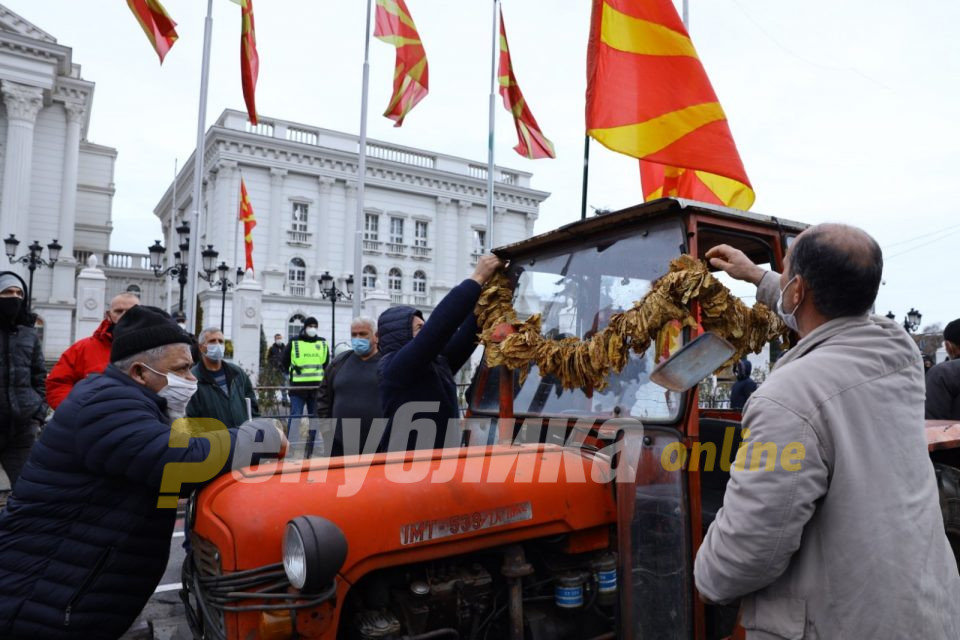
[377,254,500,451]
[0,305,285,640]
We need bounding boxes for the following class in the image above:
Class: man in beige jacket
[697,224,960,639]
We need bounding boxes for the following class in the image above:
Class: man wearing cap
[45,291,139,409]
[0,271,46,494]
[0,305,285,639]
[282,316,328,442]
[926,318,960,420]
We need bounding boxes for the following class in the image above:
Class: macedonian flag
[375,0,429,127]
[499,8,555,159]
[586,0,754,209]
[237,0,259,125]
[238,178,256,271]
[127,0,179,64]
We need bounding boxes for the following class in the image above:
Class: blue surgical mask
[351,337,372,356]
[205,343,225,362]
[776,275,802,333]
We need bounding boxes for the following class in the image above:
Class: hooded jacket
[46,318,114,410]
[729,358,757,410]
[0,365,283,639]
[695,271,960,639]
[0,271,46,429]
[377,279,482,451]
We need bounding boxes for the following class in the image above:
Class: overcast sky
[7,0,959,328]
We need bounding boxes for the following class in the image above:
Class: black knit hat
[304,317,319,327]
[110,305,193,362]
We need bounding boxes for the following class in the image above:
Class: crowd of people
[0,224,959,636]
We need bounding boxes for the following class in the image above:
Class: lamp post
[197,244,243,332]
[319,271,354,347]
[4,235,62,311]
[147,219,191,313]
[886,309,922,333]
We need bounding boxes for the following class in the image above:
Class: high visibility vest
[290,339,328,383]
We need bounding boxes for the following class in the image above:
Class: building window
[390,217,404,244]
[364,213,380,252]
[413,270,427,302]
[287,257,307,296]
[288,314,306,341]
[362,264,377,289]
[414,220,428,247]
[388,267,403,303]
[472,229,486,263]
[290,202,309,243]
[126,284,142,297]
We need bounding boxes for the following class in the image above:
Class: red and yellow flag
[498,8,555,159]
[237,0,259,125]
[374,0,429,127]
[585,0,754,209]
[126,0,178,64]
[238,178,256,271]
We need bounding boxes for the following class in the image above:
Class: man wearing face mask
[282,316,328,439]
[0,305,286,640]
[0,272,47,494]
[186,327,259,429]
[696,226,960,639]
[46,291,139,409]
[318,316,383,456]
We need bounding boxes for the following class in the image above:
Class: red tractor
[181,197,960,640]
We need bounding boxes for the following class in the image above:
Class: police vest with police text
[290,339,328,383]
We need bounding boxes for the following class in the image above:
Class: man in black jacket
[377,255,500,451]
[0,305,284,640]
[0,272,46,494]
[926,318,960,420]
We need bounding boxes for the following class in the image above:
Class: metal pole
[580,135,590,220]
[485,0,500,251]
[682,0,689,29]
[187,0,215,331]
[353,0,374,319]
[220,280,226,332]
[178,270,186,313]
[168,159,177,312]
[26,262,35,312]
[330,296,336,350]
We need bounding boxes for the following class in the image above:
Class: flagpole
[353,0,374,319]
[682,0,689,28]
[187,0,215,332]
[580,135,590,219]
[234,168,242,273]
[168,158,177,313]
[485,0,500,252]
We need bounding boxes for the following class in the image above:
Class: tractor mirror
[649,332,735,392]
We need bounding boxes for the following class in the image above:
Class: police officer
[282,317,329,443]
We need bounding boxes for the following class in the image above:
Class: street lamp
[904,308,922,333]
[147,219,191,313]
[4,235,62,311]
[197,245,243,332]
[319,271,353,347]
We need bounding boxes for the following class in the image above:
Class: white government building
[0,4,550,371]
[152,109,549,353]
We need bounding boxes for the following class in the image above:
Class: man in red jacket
[46,292,139,409]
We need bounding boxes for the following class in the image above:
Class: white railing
[287,230,311,244]
[286,127,318,145]
[411,245,431,259]
[366,142,436,169]
[363,240,382,253]
[414,294,428,306]
[390,292,404,304]
[386,242,406,256]
[468,165,519,185]
[287,284,306,297]
[97,251,154,271]
[246,121,274,137]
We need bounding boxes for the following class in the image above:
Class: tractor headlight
[282,516,348,593]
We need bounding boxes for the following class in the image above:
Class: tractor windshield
[471,217,687,422]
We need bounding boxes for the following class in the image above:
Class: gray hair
[351,315,377,333]
[113,345,173,372]
[198,326,224,345]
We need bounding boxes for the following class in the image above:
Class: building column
[525,211,538,239]
[51,101,86,302]
[457,200,473,280]
[267,167,287,270]
[0,82,43,271]
[434,196,452,288]
[316,176,334,275]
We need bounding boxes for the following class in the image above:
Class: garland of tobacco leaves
[475,254,787,391]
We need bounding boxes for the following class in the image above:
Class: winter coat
[0,365,282,640]
[46,318,113,409]
[378,279,481,451]
[0,301,47,430]
[267,342,285,372]
[186,360,260,429]
[695,271,960,640]
[925,358,960,420]
[729,358,757,410]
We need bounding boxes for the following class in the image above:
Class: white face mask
[776,275,802,333]
[141,363,198,419]
[305,327,318,338]
[204,343,225,362]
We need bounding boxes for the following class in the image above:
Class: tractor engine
[342,538,617,640]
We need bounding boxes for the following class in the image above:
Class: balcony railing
[74,250,154,271]
[386,242,406,256]
[390,292,404,304]
[367,142,436,169]
[287,284,307,297]
[468,165,520,185]
[363,240,382,253]
[287,230,311,245]
[286,127,318,145]
[411,245,431,259]
[414,294,429,306]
